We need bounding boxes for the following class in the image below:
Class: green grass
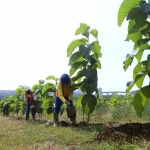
[1,103,150,150]
[0,115,103,150]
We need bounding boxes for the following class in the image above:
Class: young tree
[118,0,150,117]
[67,23,102,122]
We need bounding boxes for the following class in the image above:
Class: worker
[24,86,37,120]
[3,102,9,116]
[53,73,76,126]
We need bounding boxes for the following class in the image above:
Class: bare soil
[97,122,150,143]
[59,121,150,143]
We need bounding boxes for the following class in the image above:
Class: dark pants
[26,104,36,116]
[53,97,73,113]
[3,108,8,116]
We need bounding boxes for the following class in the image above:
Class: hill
[0,90,15,99]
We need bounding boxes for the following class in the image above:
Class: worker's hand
[65,100,70,105]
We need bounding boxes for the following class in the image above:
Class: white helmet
[24,85,30,91]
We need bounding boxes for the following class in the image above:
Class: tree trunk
[87,114,90,124]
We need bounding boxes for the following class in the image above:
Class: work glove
[65,100,70,105]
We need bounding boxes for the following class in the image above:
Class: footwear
[32,115,35,120]
[53,113,59,127]
[26,113,29,120]
[70,117,76,125]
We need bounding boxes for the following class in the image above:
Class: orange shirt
[56,82,73,102]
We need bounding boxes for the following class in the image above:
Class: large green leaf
[32,84,42,90]
[46,107,53,114]
[82,29,90,39]
[128,32,142,43]
[134,43,139,50]
[133,85,150,117]
[136,51,144,62]
[132,32,143,43]
[81,94,97,115]
[71,70,83,83]
[135,73,146,89]
[42,98,51,106]
[118,0,140,26]
[141,24,150,37]
[133,61,146,79]
[42,83,55,96]
[135,39,149,61]
[77,95,84,107]
[95,89,99,99]
[95,60,102,69]
[126,71,148,93]
[126,19,142,42]
[89,55,97,66]
[137,38,149,46]
[32,84,43,95]
[75,27,81,35]
[91,54,101,69]
[35,100,42,110]
[90,29,98,39]
[46,76,56,81]
[129,21,148,34]
[123,54,134,71]
[127,19,136,32]
[68,51,84,66]
[139,1,150,15]
[69,62,82,77]
[83,78,97,94]
[88,43,94,50]
[37,108,43,114]
[67,38,87,57]
[126,7,148,20]
[39,79,45,85]
[82,68,97,79]
[79,45,87,56]
[139,41,149,52]
[147,54,150,71]
[79,45,90,59]
[92,41,102,58]
[80,23,89,34]
[133,38,149,51]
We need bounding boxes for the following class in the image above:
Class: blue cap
[60,74,70,85]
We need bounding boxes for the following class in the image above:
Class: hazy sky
[0,0,149,91]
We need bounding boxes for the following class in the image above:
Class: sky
[0,0,149,92]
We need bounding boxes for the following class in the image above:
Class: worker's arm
[68,91,73,100]
[24,94,27,102]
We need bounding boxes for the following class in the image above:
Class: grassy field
[1,96,150,150]
[0,114,103,150]
[0,111,150,150]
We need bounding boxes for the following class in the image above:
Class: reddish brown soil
[97,122,150,143]
[59,121,150,143]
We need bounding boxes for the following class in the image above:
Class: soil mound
[97,122,150,143]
